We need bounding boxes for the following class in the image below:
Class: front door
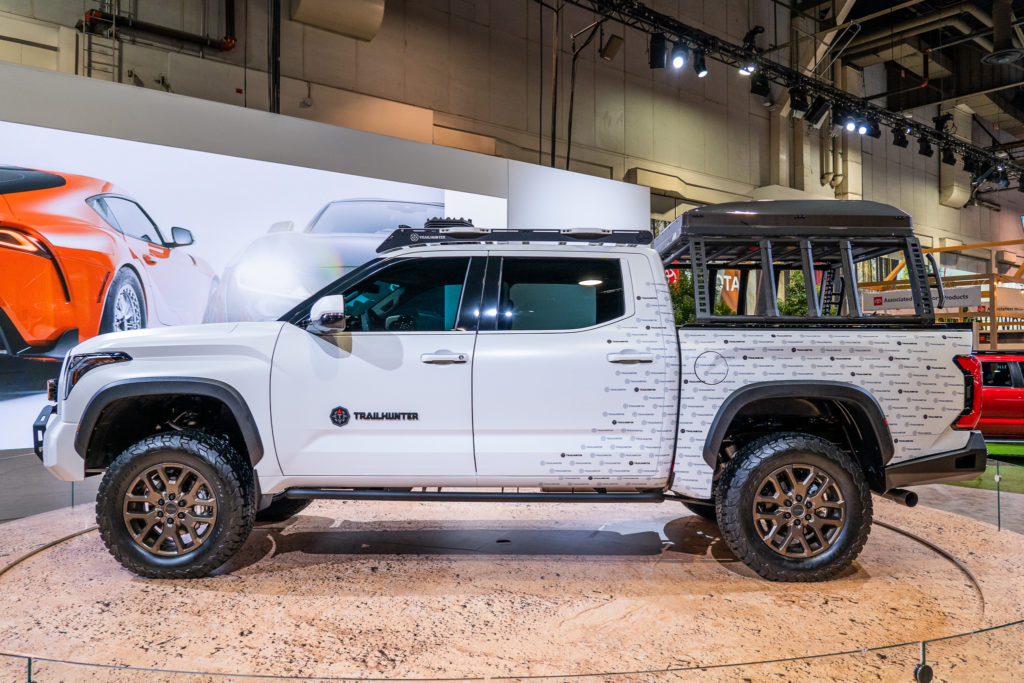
[271,254,484,478]
[471,253,674,487]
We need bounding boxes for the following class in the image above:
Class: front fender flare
[703,380,894,469]
[73,377,264,467]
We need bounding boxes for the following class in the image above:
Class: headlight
[64,352,132,399]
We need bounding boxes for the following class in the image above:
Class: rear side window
[982,361,1013,387]
[497,258,625,331]
[0,167,65,194]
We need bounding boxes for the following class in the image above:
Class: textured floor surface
[0,496,1022,682]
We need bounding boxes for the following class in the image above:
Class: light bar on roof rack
[375,226,653,253]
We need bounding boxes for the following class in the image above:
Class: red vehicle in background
[0,166,214,359]
[977,352,1024,439]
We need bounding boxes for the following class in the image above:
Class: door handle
[421,351,468,365]
[607,351,654,364]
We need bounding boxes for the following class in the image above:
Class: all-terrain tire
[681,499,717,521]
[99,268,147,334]
[255,496,312,522]
[715,432,872,582]
[96,430,256,579]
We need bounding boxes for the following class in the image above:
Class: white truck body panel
[670,327,973,498]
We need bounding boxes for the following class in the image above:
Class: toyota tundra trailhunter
[34,201,987,582]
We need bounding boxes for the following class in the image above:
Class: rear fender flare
[703,381,894,469]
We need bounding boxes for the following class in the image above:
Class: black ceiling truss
[560,0,1024,187]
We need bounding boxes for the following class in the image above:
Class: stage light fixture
[671,43,686,69]
[918,138,934,157]
[599,34,623,62]
[857,120,868,135]
[864,119,882,138]
[941,147,957,166]
[693,51,708,78]
[789,88,809,116]
[649,33,666,69]
[803,97,830,128]
[892,127,909,148]
[962,156,978,174]
[738,60,756,75]
[750,73,771,97]
[998,170,1011,188]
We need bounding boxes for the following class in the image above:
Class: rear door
[471,252,675,487]
[979,359,1023,437]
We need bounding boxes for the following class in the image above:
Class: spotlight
[599,34,623,62]
[649,33,666,69]
[864,118,882,138]
[918,138,934,157]
[963,156,978,174]
[941,147,957,166]
[998,170,1010,188]
[693,51,707,77]
[750,73,771,97]
[845,117,857,132]
[789,87,809,117]
[671,43,686,69]
[892,127,909,148]
[857,120,868,135]
[803,97,830,128]
[834,109,856,132]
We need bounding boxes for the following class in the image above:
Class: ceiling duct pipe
[983,0,1024,64]
[845,5,994,58]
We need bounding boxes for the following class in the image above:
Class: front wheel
[96,431,256,579]
[715,432,872,582]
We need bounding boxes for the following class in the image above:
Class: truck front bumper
[35,403,84,482]
[884,431,987,490]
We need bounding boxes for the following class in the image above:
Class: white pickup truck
[35,200,986,582]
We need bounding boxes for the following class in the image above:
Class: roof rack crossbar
[376,226,653,253]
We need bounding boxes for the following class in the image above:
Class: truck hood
[69,322,288,361]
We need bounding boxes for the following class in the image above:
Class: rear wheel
[99,269,146,334]
[96,430,255,579]
[715,432,872,582]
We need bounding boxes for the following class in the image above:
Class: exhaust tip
[882,488,918,507]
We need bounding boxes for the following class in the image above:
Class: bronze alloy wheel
[752,463,846,558]
[122,462,218,557]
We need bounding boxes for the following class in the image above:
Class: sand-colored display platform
[1,496,1023,681]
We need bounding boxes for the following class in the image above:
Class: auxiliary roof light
[671,42,686,69]
[693,51,708,78]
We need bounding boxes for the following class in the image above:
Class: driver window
[341,257,470,332]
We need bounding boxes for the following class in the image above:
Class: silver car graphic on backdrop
[205,198,443,322]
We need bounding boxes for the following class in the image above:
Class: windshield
[307,201,442,235]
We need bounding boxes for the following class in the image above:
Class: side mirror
[308,295,346,334]
[269,221,294,233]
[170,227,194,246]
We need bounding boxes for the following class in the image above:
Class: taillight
[0,228,42,254]
[953,354,982,430]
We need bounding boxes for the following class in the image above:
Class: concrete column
[837,65,862,200]
[939,104,973,208]
[769,112,790,187]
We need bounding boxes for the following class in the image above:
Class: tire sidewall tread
[95,430,255,579]
[715,431,873,582]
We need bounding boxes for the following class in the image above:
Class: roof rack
[376,226,653,253]
[653,199,913,260]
